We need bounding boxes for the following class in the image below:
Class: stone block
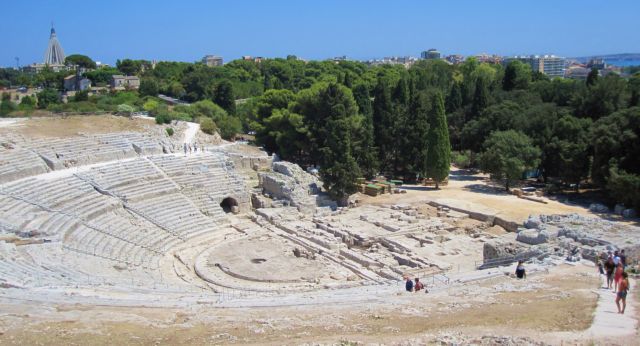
[516,229,549,245]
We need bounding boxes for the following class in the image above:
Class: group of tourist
[598,250,630,314]
[182,142,203,155]
[404,276,427,293]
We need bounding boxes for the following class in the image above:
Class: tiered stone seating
[150,154,247,218]
[119,133,165,155]
[130,193,218,239]
[92,133,139,157]
[0,146,49,184]
[29,136,131,169]
[91,210,183,253]
[63,223,161,269]
[80,158,179,202]
[2,176,117,219]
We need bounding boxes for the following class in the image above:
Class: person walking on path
[604,257,615,289]
[614,263,624,293]
[616,272,630,314]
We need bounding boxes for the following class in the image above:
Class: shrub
[166,127,174,136]
[451,151,471,168]
[155,113,171,125]
[199,117,217,135]
[117,103,135,116]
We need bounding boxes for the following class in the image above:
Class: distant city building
[504,55,566,78]
[44,26,65,65]
[475,53,503,64]
[110,75,140,90]
[587,58,607,70]
[445,54,465,65]
[24,25,68,73]
[366,56,418,68]
[331,55,348,62]
[64,73,91,92]
[202,55,223,67]
[421,49,441,60]
[242,56,264,63]
[565,64,590,80]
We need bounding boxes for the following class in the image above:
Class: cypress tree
[586,68,599,87]
[445,81,462,113]
[316,83,361,204]
[470,77,489,118]
[392,77,410,177]
[426,92,451,189]
[406,91,431,181]
[352,84,379,178]
[372,78,394,174]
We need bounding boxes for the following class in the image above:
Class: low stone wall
[427,201,519,232]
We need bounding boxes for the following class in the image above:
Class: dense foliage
[2,56,640,209]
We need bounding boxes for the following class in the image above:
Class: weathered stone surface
[483,240,522,261]
[516,229,549,245]
[623,209,637,218]
[523,215,543,230]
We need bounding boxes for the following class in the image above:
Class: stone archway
[220,197,239,214]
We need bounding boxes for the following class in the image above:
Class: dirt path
[182,121,199,144]
[362,168,592,224]
[584,278,637,338]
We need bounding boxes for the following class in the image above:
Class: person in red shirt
[414,278,425,292]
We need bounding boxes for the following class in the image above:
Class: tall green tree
[586,68,599,87]
[405,90,431,181]
[502,60,531,91]
[372,78,395,173]
[470,76,489,118]
[64,54,96,69]
[351,84,378,178]
[480,130,541,191]
[139,78,159,97]
[311,83,361,204]
[425,92,451,188]
[213,80,236,114]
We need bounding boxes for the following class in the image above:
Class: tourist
[616,272,630,314]
[183,143,187,155]
[613,251,621,266]
[405,276,413,292]
[515,260,526,279]
[194,142,198,152]
[414,278,424,292]
[597,258,606,287]
[188,144,192,154]
[614,262,624,293]
[604,257,615,289]
[620,249,627,268]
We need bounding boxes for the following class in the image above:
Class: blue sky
[1,0,639,67]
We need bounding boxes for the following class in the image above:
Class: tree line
[1,55,640,210]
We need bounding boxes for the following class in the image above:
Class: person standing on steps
[414,278,424,292]
[183,142,187,156]
[616,271,630,314]
[515,260,526,279]
[405,276,413,292]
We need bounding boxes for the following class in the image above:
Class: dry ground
[0,115,153,138]
[359,170,593,223]
[0,265,611,345]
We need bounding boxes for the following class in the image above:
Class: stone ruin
[256,161,336,214]
[482,213,640,267]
